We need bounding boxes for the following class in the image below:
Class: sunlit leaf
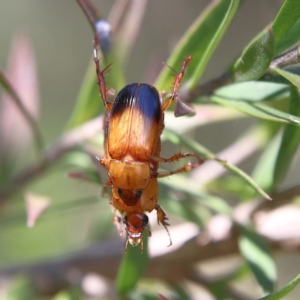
[215,81,288,102]
[258,273,300,300]
[211,95,300,125]
[155,0,240,91]
[271,67,300,88]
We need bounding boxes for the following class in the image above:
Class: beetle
[93,37,203,252]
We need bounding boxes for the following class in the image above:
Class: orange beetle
[93,38,203,252]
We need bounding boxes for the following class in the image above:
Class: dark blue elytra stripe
[111,83,162,122]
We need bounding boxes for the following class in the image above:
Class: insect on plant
[93,36,204,252]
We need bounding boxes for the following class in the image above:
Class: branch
[0,116,103,203]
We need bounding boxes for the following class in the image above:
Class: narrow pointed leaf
[238,226,276,294]
[155,0,240,91]
[275,19,300,56]
[116,232,149,297]
[273,85,300,187]
[215,81,289,102]
[258,273,300,300]
[67,49,125,129]
[271,67,300,88]
[211,95,300,125]
[272,0,300,44]
[186,0,240,90]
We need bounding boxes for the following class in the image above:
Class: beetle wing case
[107,83,163,160]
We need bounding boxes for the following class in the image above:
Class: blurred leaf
[155,0,240,91]
[238,226,276,294]
[273,85,300,187]
[67,48,125,129]
[25,192,51,228]
[215,81,288,102]
[186,0,240,90]
[163,129,272,201]
[52,291,73,300]
[0,195,104,270]
[251,130,281,193]
[116,231,149,297]
[258,273,300,300]
[231,27,275,82]
[160,174,231,217]
[211,95,300,125]
[272,0,300,45]
[6,277,34,300]
[271,67,300,88]
[68,169,102,185]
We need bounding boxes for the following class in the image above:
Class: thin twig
[0,69,44,153]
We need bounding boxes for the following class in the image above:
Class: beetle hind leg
[155,205,172,247]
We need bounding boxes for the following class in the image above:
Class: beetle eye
[123,215,128,225]
[142,214,149,227]
[135,190,142,199]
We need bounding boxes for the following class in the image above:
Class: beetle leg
[93,35,112,111]
[161,56,192,112]
[155,205,172,247]
[151,152,204,178]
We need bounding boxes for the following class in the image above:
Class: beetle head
[123,213,149,252]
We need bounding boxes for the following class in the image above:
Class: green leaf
[271,67,300,88]
[258,273,300,300]
[186,0,240,90]
[155,0,240,91]
[116,231,149,297]
[251,132,281,193]
[160,174,232,217]
[275,18,300,56]
[238,226,276,294]
[215,81,289,102]
[273,85,300,187]
[211,95,300,125]
[272,0,300,44]
[231,27,275,82]
[6,277,34,300]
[163,129,272,201]
[67,49,126,129]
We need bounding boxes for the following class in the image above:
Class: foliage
[1,0,300,299]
